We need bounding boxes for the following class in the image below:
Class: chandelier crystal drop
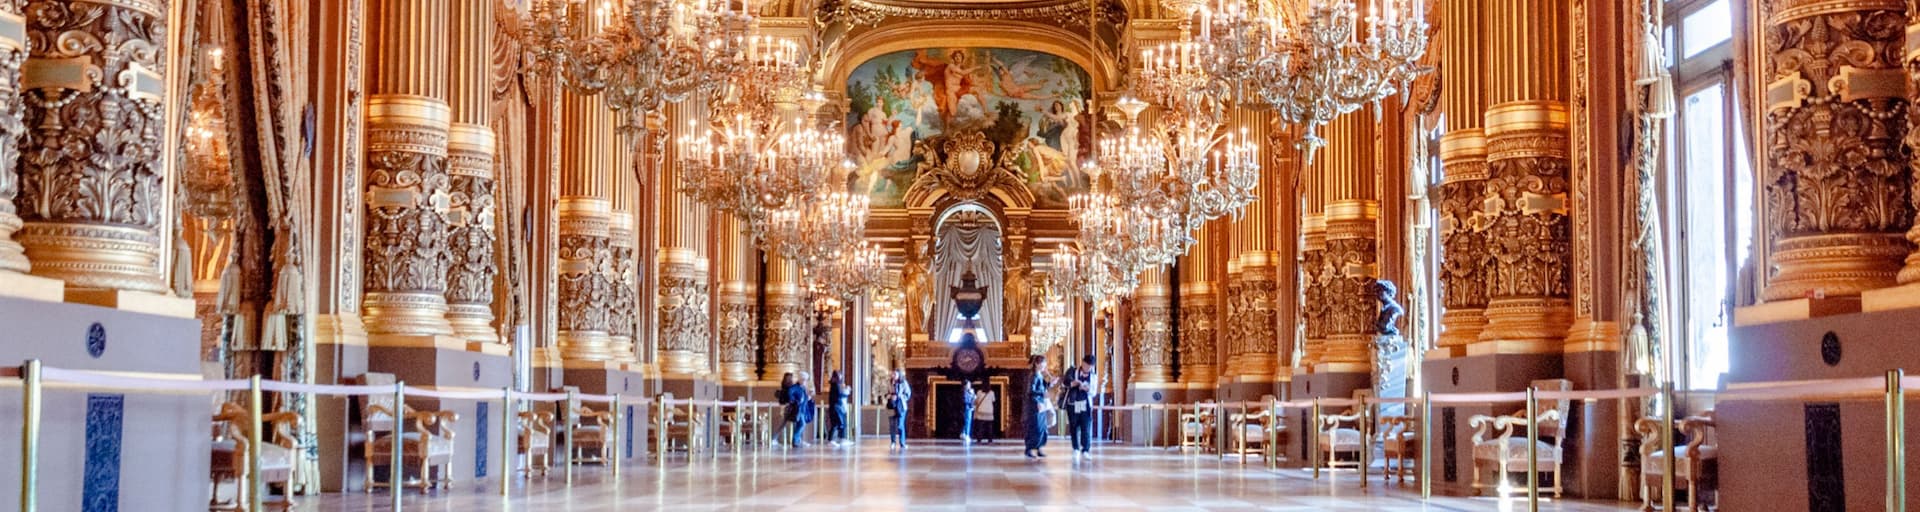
[525,0,755,137]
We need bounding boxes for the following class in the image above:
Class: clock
[952,345,985,374]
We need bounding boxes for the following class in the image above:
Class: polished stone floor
[304,439,1639,511]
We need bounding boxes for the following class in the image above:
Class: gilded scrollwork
[17,0,170,291]
[1485,135,1572,301]
[362,145,452,296]
[1764,3,1912,298]
[608,243,636,340]
[716,299,756,368]
[657,266,710,354]
[1177,302,1216,370]
[0,0,28,274]
[767,302,812,369]
[1237,273,1278,357]
[1323,237,1378,337]
[1301,248,1330,343]
[1129,303,1171,375]
[557,233,611,334]
[445,172,497,307]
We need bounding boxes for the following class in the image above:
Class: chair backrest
[1530,379,1572,439]
[361,372,400,432]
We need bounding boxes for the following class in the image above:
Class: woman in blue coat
[1025,354,1051,459]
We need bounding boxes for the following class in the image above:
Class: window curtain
[931,217,1005,343]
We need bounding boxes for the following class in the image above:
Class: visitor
[1063,355,1096,459]
[827,370,852,447]
[961,380,977,443]
[889,370,912,451]
[973,383,997,444]
[776,372,795,446]
[786,372,814,448]
[1025,354,1051,459]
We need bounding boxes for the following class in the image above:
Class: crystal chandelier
[805,241,887,300]
[1050,243,1138,304]
[1030,289,1071,356]
[1214,0,1430,161]
[524,0,753,137]
[865,281,905,351]
[760,191,871,269]
[676,107,845,233]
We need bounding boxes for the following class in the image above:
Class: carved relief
[716,299,756,367]
[1221,279,1245,358]
[657,265,710,353]
[1237,273,1278,356]
[557,233,611,334]
[0,0,27,273]
[766,302,812,369]
[445,173,497,306]
[362,142,451,295]
[1324,237,1379,336]
[17,0,170,291]
[1301,249,1329,342]
[1177,302,1216,369]
[1764,4,1912,298]
[1129,303,1172,372]
[1485,135,1572,301]
[1439,177,1489,309]
[608,243,635,340]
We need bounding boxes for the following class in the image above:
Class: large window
[1663,0,1750,390]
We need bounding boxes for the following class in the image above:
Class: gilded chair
[1318,389,1373,470]
[718,399,760,448]
[1228,401,1274,464]
[517,411,554,476]
[1470,379,1573,498]
[209,402,303,510]
[1178,401,1217,453]
[360,373,460,492]
[1637,410,1718,511]
[569,404,614,464]
[649,393,702,455]
[1378,415,1420,483]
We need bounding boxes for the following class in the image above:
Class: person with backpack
[827,371,852,447]
[786,372,815,447]
[888,370,912,451]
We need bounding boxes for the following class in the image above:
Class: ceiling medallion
[907,131,1028,204]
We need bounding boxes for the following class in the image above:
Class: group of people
[1025,354,1098,459]
[778,370,854,448]
[777,355,1101,460]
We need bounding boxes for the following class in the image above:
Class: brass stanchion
[1360,399,1371,487]
[1888,369,1906,511]
[654,397,667,463]
[247,375,264,512]
[1525,386,1539,512]
[391,382,405,511]
[499,388,512,497]
[732,401,742,455]
[685,400,697,456]
[612,395,623,479]
[1420,392,1432,500]
[564,389,577,486]
[1267,398,1279,469]
[1311,399,1322,480]
[20,359,41,512]
[1661,381,1674,512]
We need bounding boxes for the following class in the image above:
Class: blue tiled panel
[83,394,124,512]
[476,402,489,479]
[625,405,635,459]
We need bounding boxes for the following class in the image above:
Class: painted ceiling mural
[844,47,1094,209]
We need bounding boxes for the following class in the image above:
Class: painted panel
[83,394,123,512]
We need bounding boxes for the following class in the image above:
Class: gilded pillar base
[658,350,705,378]
[1224,353,1278,380]
[1563,318,1620,353]
[1435,308,1485,356]
[1300,337,1326,368]
[609,335,635,364]
[363,291,456,336]
[1179,365,1216,386]
[445,123,499,345]
[1132,367,1171,384]
[1317,333,1371,374]
[716,285,756,383]
[1472,297,1572,355]
[1767,233,1908,301]
[314,313,370,347]
[17,223,165,293]
[657,252,710,377]
[557,330,616,362]
[719,362,754,383]
[445,304,498,344]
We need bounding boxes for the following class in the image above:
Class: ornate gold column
[714,213,758,382]
[609,134,638,363]
[764,255,809,379]
[17,0,173,297]
[1320,112,1379,373]
[1436,0,1489,357]
[657,97,711,377]
[1178,221,1218,385]
[1271,124,1303,377]
[555,83,617,362]
[1131,267,1173,383]
[1563,0,1622,351]
[0,1,28,280]
[444,0,499,345]
[359,0,455,338]
[1225,109,1279,381]
[1301,139,1329,370]
[1477,0,1573,354]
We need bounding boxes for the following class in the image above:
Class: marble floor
[304,439,1640,511]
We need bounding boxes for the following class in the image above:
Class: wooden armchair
[1378,415,1420,483]
[649,393,702,455]
[360,373,460,493]
[1318,389,1373,470]
[718,400,761,448]
[1470,379,1572,498]
[518,411,554,476]
[1178,401,1217,453]
[1636,410,1718,511]
[209,402,303,510]
[569,404,614,464]
[1228,402,1273,464]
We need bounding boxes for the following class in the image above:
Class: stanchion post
[499,388,512,497]
[612,395,623,479]
[1360,399,1371,488]
[1525,386,1539,512]
[1420,391,1432,500]
[1267,397,1279,469]
[248,375,264,512]
[20,359,41,512]
[686,400,697,456]
[1888,369,1906,512]
[1661,381,1674,512]
[391,382,405,511]
[654,397,667,463]
[564,390,577,486]
[1311,399,1322,480]
[732,401,742,455]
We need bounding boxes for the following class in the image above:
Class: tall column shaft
[444,0,498,344]
[1225,108,1279,381]
[360,0,454,336]
[17,0,173,293]
[1271,126,1303,375]
[658,97,711,377]
[1565,0,1623,351]
[1301,128,1329,369]
[555,79,620,360]
[609,138,638,363]
[1436,0,1489,357]
[1130,267,1173,383]
[1178,220,1218,385]
[1319,112,1379,373]
[764,256,809,379]
[1477,0,1574,354]
[715,213,757,382]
